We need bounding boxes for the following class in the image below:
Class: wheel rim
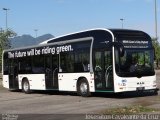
[23,82,29,92]
[80,82,88,94]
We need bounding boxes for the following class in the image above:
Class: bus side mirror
[106,42,125,57]
[119,44,125,57]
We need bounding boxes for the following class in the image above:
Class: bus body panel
[2,28,158,95]
[114,74,156,92]
[3,75,9,89]
[18,74,46,90]
[58,73,95,92]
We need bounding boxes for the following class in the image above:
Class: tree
[152,37,160,68]
[0,29,16,70]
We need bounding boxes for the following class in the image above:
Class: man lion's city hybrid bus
[2,28,159,97]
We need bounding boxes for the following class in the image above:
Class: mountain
[10,34,54,48]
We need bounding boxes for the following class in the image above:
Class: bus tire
[22,79,31,94]
[77,78,91,97]
[153,90,158,96]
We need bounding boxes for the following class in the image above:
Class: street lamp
[0,28,3,33]
[34,29,38,38]
[154,0,158,40]
[120,18,124,29]
[2,8,10,31]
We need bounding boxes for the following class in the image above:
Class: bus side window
[74,63,84,72]
[60,53,74,73]
[3,59,9,74]
[3,53,9,75]
[74,52,90,72]
[18,57,32,74]
[82,61,89,72]
[32,55,45,74]
[95,52,102,72]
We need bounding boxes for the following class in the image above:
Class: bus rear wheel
[22,80,31,94]
[77,79,91,97]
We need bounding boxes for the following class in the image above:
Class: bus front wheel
[22,79,31,94]
[77,79,91,97]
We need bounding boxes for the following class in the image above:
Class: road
[0,71,160,120]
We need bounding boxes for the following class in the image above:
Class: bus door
[45,55,58,89]
[94,50,113,90]
[8,59,19,89]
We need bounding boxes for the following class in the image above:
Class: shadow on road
[1,84,159,99]
[23,89,159,99]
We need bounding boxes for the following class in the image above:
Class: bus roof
[39,28,113,44]
[4,28,151,52]
[40,28,150,44]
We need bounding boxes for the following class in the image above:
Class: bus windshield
[115,48,155,77]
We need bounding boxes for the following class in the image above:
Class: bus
[2,28,159,97]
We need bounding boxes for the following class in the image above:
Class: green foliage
[101,105,159,115]
[152,38,160,60]
[0,29,16,69]
[152,38,160,68]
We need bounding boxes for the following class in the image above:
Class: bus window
[18,57,32,74]
[45,54,52,72]
[116,49,155,77]
[94,52,103,88]
[104,51,113,88]
[74,52,90,72]
[81,53,90,72]
[95,52,102,72]
[32,55,45,74]
[3,53,9,75]
[3,59,9,75]
[60,53,74,73]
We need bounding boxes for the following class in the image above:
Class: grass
[100,105,160,115]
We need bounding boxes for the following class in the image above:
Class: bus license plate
[136,87,145,91]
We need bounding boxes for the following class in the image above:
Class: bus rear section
[2,36,95,97]
[2,52,19,90]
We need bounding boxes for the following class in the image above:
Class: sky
[0,0,159,39]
